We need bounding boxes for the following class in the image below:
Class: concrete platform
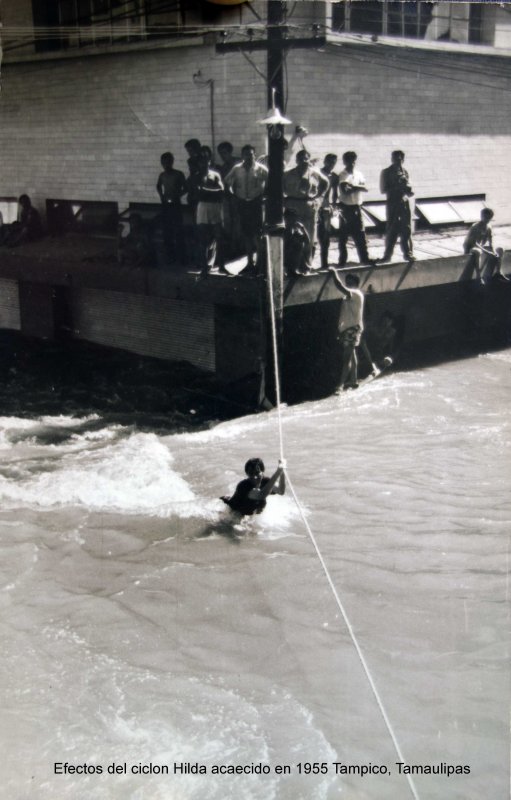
[0,225,510,406]
[1,225,509,309]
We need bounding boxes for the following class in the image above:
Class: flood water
[0,346,509,800]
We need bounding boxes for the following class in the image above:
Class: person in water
[221,458,286,517]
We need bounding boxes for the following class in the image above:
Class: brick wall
[0,43,267,214]
[285,43,511,221]
[0,38,510,222]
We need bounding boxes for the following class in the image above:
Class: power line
[3,16,511,94]
[323,41,511,94]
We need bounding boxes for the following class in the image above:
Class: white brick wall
[285,45,511,221]
[0,43,267,214]
[0,39,510,222]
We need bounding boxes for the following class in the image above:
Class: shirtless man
[194,150,226,275]
[328,268,375,390]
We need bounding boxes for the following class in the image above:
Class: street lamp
[258,87,292,139]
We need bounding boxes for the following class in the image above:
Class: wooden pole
[264,0,286,405]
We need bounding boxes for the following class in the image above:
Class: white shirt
[338,168,366,207]
[339,288,364,333]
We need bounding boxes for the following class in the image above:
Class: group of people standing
[313,148,415,273]
[153,136,418,276]
[156,139,268,275]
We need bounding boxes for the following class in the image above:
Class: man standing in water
[221,458,286,517]
[329,268,375,391]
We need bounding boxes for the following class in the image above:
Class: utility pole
[265,0,286,230]
[215,0,324,232]
[264,1,287,406]
[216,3,325,405]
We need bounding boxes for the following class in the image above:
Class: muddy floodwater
[0,348,509,800]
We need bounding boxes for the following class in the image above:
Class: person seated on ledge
[463,208,509,284]
[4,194,43,247]
[221,457,286,517]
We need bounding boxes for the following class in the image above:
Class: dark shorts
[237,197,263,237]
[339,325,362,347]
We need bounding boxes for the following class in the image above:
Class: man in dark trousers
[337,151,374,267]
[225,144,268,273]
[379,150,415,264]
[318,153,339,270]
[156,151,186,266]
[284,149,329,270]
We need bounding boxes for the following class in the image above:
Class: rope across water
[264,234,421,800]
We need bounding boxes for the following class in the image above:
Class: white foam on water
[188,495,303,539]
[0,414,304,528]
[1,352,509,800]
[249,495,304,538]
[174,411,277,445]
[483,350,511,365]
[0,415,39,449]
[2,623,337,800]
[0,432,196,515]
[39,413,102,427]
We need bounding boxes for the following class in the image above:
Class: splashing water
[0,352,509,799]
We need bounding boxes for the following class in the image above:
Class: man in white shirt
[337,151,373,267]
[225,144,268,272]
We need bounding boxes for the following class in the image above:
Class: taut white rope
[264,234,421,800]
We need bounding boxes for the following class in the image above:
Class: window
[29,0,228,53]
[332,1,433,39]
[332,1,485,46]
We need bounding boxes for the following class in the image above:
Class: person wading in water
[221,458,286,517]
